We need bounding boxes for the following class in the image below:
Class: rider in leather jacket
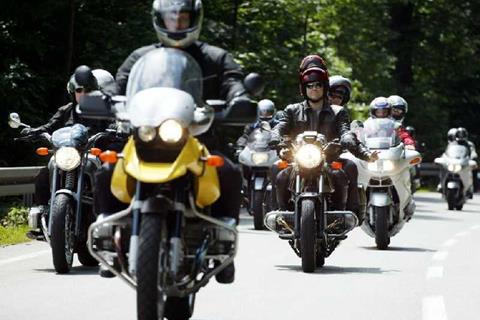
[272,55,377,222]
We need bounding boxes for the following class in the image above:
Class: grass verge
[0,225,31,246]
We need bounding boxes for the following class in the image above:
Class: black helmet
[405,126,416,137]
[456,127,468,141]
[152,0,203,48]
[329,75,352,105]
[447,128,457,142]
[67,65,98,94]
[257,99,276,121]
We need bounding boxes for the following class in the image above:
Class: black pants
[275,158,361,220]
[94,150,242,224]
[34,167,50,206]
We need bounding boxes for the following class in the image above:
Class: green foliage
[0,205,29,227]
[0,225,30,246]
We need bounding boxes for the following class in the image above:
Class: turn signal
[90,148,102,156]
[331,161,343,170]
[36,147,49,156]
[410,157,422,165]
[206,155,224,167]
[276,160,289,169]
[100,151,118,164]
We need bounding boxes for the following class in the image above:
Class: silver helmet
[388,95,408,122]
[92,69,115,92]
[257,99,276,121]
[369,96,391,118]
[152,0,203,48]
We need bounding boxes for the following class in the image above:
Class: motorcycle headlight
[295,144,322,169]
[55,147,81,171]
[138,126,156,142]
[448,163,462,173]
[159,120,184,143]
[367,160,395,172]
[251,152,269,165]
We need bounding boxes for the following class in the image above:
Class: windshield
[126,48,203,106]
[247,128,272,150]
[51,124,88,148]
[362,118,399,149]
[445,144,468,159]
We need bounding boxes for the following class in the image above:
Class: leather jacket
[272,100,371,161]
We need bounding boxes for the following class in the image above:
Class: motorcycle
[8,113,108,273]
[238,122,279,230]
[343,118,422,249]
[434,143,476,210]
[81,48,260,320]
[264,131,358,273]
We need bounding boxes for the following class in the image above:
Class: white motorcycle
[343,118,422,249]
[434,143,476,210]
[238,123,279,229]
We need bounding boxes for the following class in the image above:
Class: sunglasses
[306,82,323,89]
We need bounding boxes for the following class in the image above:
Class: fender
[447,181,461,190]
[254,176,266,191]
[55,188,76,199]
[369,191,392,207]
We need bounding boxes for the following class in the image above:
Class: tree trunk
[65,0,76,77]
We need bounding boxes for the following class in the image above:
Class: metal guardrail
[0,167,44,205]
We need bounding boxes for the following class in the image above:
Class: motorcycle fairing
[111,136,220,208]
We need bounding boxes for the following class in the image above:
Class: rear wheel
[50,194,75,274]
[374,206,390,250]
[77,244,98,266]
[253,191,265,230]
[137,214,166,320]
[300,199,316,273]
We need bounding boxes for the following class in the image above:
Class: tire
[253,191,265,230]
[300,199,316,273]
[137,214,166,320]
[374,206,390,250]
[77,243,98,267]
[50,194,75,274]
[446,189,456,211]
[164,295,196,320]
[455,204,463,210]
[316,252,325,268]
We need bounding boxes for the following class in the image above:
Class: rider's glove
[20,127,43,136]
[340,132,358,149]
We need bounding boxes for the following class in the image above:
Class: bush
[1,205,29,227]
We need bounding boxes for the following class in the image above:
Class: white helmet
[257,99,276,121]
[152,0,203,48]
[92,69,115,92]
[388,95,408,122]
[369,97,391,118]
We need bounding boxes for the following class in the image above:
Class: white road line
[470,225,480,230]
[432,251,449,261]
[426,266,444,279]
[423,296,448,320]
[454,231,469,237]
[443,239,458,247]
[0,250,50,267]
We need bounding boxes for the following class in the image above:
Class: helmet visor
[391,107,405,120]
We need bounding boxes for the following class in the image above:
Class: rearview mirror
[8,112,30,129]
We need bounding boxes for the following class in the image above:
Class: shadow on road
[413,214,460,221]
[360,246,435,252]
[414,195,444,204]
[34,266,99,275]
[275,264,394,275]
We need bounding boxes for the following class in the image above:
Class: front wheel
[446,189,457,211]
[137,214,166,320]
[300,199,316,273]
[252,191,265,230]
[374,206,390,250]
[50,194,75,274]
[164,295,196,320]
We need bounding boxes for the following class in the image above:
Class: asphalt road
[1,192,480,320]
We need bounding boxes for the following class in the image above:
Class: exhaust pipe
[264,210,295,233]
[325,210,358,237]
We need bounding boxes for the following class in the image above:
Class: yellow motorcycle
[79,48,258,320]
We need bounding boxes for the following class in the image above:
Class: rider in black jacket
[272,55,378,222]
[95,0,250,283]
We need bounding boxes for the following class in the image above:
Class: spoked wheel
[50,194,75,274]
[137,213,167,320]
[300,199,316,273]
[374,206,390,250]
[253,191,265,230]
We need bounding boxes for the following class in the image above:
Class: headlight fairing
[251,152,269,165]
[295,144,322,169]
[367,159,395,172]
[138,126,157,142]
[447,163,462,173]
[55,147,81,171]
[159,119,184,144]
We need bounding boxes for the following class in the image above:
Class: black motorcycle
[265,132,358,272]
[9,112,110,273]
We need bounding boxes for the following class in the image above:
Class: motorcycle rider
[447,128,458,143]
[271,54,378,224]
[95,0,251,283]
[328,75,352,108]
[236,99,278,148]
[368,97,416,148]
[387,95,417,149]
[21,69,115,238]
